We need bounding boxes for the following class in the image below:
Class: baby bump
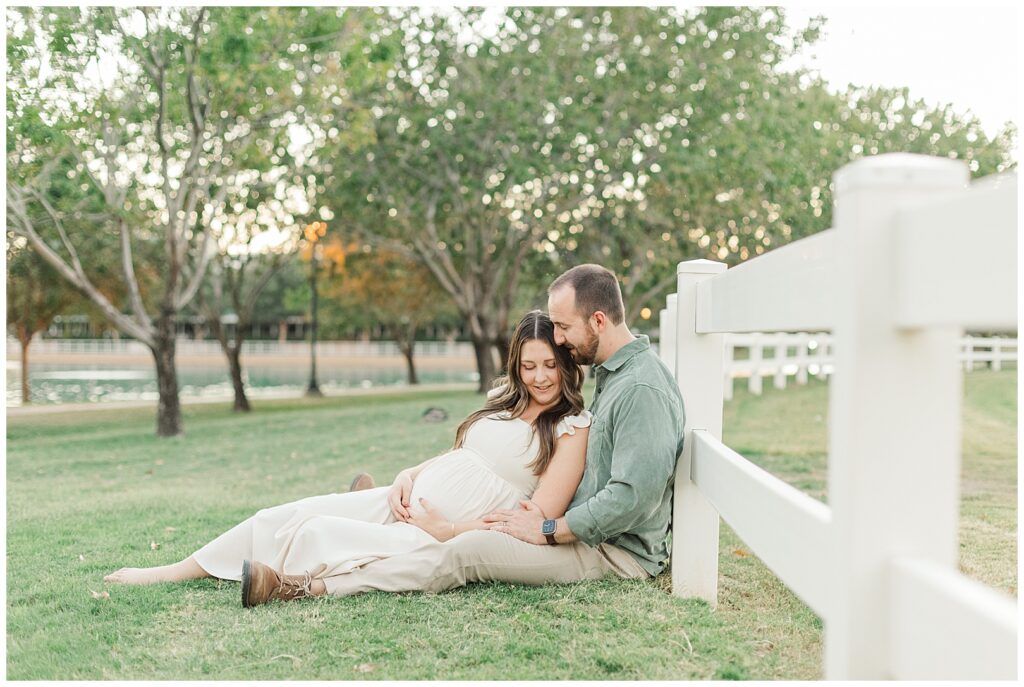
[408,449,524,522]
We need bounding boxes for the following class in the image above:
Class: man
[244,264,685,603]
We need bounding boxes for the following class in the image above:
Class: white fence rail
[715,333,1015,400]
[662,154,1017,679]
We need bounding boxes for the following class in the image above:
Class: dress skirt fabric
[190,450,530,581]
[190,412,591,583]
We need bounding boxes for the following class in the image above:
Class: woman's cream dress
[191,410,592,581]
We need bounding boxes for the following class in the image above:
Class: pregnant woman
[104,310,591,607]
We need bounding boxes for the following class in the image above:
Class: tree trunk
[227,344,251,412]
[151,316,183,437]
[398,323,419,385]
[471,335,498,393]
[494,332,511,375]
[278,320,288,343]
[207,313,252,413]
[19,333,31,404]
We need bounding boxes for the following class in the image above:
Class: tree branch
[8,195,155,344]
[119,218,153,328]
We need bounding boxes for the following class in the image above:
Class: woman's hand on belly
[387,471,415,522]
[406,498,455,541]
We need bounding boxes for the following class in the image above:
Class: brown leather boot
[348,472,376,492]
[241,560,328,608]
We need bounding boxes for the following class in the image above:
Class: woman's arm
[479,429,589,544]
[407,500,488,542]
[528,426,589,519]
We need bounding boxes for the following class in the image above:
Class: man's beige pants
[323,529,649,596]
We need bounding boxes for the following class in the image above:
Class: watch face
[542,519,556,535]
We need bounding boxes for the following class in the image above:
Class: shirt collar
[596,335,649,372]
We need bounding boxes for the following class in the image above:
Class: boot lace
[276,563,327,598]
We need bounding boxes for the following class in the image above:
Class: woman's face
[518,339,562,407]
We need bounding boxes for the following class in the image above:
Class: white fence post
[796,333,809,385]
[825,154,969,679]
[671,259,727,606]
[723,341,734,401]
[773,333,788,390]
[659,305,675,376]
[992,338,1002,371]
[662,296,677,377]
[748,332,763,395]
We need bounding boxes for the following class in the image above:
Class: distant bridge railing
[659,154,1017,679]
[7,338,476,359]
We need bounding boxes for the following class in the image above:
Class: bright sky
[779,5,1019,138]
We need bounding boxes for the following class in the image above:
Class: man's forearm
[553,517,579,544]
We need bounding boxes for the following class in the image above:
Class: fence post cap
[677,259,727,275]
[834,153,968,192]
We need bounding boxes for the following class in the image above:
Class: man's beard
[568,325,600,365]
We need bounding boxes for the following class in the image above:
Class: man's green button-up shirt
[563,335,686,576]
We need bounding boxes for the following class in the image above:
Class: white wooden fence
[701,333,1015,400]
[660,154,1017,679]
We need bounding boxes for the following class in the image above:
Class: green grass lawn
[6,370,1016,679]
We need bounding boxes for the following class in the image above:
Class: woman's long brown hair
[453,310,585,476]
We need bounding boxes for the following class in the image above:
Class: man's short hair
[548,264,625,325]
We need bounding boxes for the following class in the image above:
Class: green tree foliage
[320,7,1010,383]
[327,7,802,388]
[7,7,384,434]
[557,9,1016,324]
[325,246,458,384]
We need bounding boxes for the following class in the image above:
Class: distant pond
[7,362,478,406]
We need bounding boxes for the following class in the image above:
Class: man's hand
[387,471,414,522]
[483,500,547,545]
[406,498,455,542]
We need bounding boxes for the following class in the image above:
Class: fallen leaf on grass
[164,527,177,533]
[90,589,110,600]
[155,459,164,466]
[150,541,160,550]
[733,548,750,557]
[753,639,774,657]
[355,663,376,673]
[78,554,85,562]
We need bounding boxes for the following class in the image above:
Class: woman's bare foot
[104,557,211,585]
[103,567,167,585]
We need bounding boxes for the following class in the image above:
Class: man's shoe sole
[241,559,252,608]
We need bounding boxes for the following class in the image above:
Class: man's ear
[592,311,609,331]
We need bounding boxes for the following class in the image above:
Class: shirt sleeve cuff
[565,503,606,546]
